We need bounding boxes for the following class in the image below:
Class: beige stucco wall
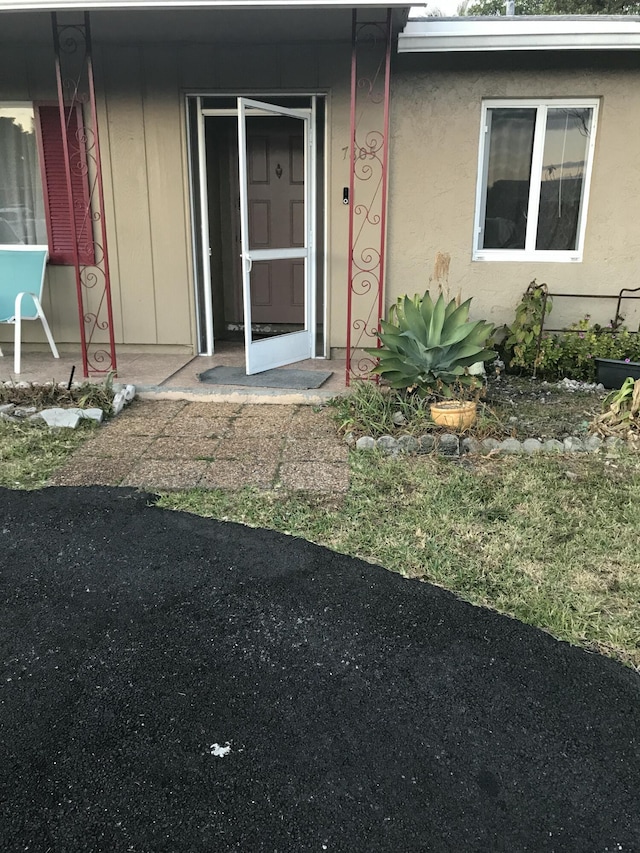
[385,57,640,336]
[0,13,354,352]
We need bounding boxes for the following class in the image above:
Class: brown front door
[244,116,305,326]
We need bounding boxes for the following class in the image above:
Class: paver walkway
[49,400,350,493]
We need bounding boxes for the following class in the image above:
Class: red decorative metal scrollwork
[345,9,392,385]
[52,12,117,378]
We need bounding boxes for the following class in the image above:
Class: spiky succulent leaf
[441,299,472,338]
[443,298,459,321]
[428,294,447,345]
[419,291,435,331]
[402,297,428,341]
[367,289,495,394]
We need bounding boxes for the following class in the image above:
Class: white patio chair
[0,246,59,375]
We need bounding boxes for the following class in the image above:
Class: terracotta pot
[430,400,477,431]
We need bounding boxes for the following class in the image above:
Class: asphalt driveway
[1,486,639,852]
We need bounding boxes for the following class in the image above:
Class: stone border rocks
[0,381,136,430]
[352,431,625,457]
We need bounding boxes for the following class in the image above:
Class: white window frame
[473,98,599,263]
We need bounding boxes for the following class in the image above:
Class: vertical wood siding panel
[279,45,320,90]
[25,44,57,103]
[93,45,124,345]
[42,265,79,343]
[214,46,281,90]
[179,44,217,91]
[318,44,350,347]
[142,45,193,347]
[0,46,28,100]
[179,44,281,92]
[104,45,157,345]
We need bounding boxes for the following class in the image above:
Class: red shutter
[36,105,95,265]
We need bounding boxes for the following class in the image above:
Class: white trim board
[0,0,411,11]
[399,16,640,53]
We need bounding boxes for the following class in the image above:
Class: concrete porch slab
[1,341,354,404]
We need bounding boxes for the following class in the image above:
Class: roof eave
[398,17,640,53]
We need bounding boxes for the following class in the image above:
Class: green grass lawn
[160,451,640,670]
[1,407,639,670]
[0,419,92,489]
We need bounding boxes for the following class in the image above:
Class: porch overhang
[1,0,412,10]
[399,15,640,53]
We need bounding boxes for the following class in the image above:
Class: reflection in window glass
[483,108,536,250]
[536,108,592,251]
[0,105,46,245]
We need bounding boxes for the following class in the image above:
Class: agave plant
[365,291,495,397]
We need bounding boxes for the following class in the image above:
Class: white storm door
[237,97,315,375]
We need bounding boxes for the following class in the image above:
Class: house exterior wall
[3,23,640,356]
[385,56,640,335]
[0,18,354,351]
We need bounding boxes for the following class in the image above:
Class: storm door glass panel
[0,106,46,245]
[536,108,593,251]
[482,108,536,250]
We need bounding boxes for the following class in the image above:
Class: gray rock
[0,403,15,414]
[418,434,435,454]
[355,436,376,451]
[39,408,81,429]
[481,437,501,452]
[543,439,564,453]
[605,436,624,450]
[508,416,519,424]
[343,431,356,447]
[499,438,523,454]
[437,433,459,457]
[123,384,136,402]
[392,411,407,427]
[67,406,104,424]
[13,406,37,418]
[523,438,543,454]
[563,436,585,453]
[112,391,126,416]
[461,436,482,455]
[397,435,419,454]
[565,470,579,481]
[585,434,603,452]
[377,435,398,454]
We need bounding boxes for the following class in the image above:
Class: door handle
[241,254,253,273]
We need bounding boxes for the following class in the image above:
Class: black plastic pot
[595,358,640,389]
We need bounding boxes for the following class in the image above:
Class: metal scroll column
[52,11,117,378]
[345,8,393,385]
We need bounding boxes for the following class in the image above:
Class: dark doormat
[199,364,332,389]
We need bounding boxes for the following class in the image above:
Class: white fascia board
[0,0,412,10]
[398,16,640,52]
